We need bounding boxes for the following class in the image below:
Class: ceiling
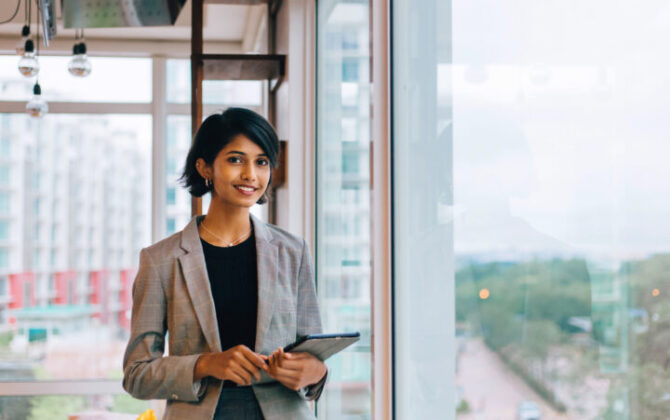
[0,0,265,43]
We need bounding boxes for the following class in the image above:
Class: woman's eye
[228,157,242,163]
[257,159,269,166]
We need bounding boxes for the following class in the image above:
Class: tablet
[283,332,360,361]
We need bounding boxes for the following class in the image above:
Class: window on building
[342,59,359,82]
[0,249,8,270]
[166,217,176,235]
[317,1,372,418]
[0,54,152,388]
[0,192,9,213]
[0,166,9,186]
[166,187,176,206]
[0,221,8,241]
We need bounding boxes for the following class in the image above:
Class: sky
[444,0,670,260]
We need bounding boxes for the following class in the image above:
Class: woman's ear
[195,158,211,180]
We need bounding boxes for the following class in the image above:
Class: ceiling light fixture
[17,39,39,77]
[26,81,48,118]
[16,25,30,56]
[68,29,91,77]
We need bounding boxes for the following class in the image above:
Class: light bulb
[26,83,48,118]
[68,42,92,77]
[18,40,39,77]
[15,25,30,56]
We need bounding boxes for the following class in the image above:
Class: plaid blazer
[122,215,326,420]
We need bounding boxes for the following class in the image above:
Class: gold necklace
[200,221,252,247]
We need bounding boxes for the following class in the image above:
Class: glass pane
[391,0,452,418]
[165,115,195,235]
[166,59,263,105]
[0,394,156,419]
[0,56,151,103]
[317,1,371,418]
[0,113,151,380]
[392,1,670,419]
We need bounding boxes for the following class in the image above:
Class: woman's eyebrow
[226,150,269,157]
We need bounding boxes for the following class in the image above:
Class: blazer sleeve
[122,248,207,402]
[296,238,328,401]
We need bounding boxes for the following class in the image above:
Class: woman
[123,108,328,420]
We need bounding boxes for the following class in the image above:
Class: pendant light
[15,25,30,56]
[17,39,39,77]
[26,82,48,118]
[68,29,92,77]
[16,0,38,77]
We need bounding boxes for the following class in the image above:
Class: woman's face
[203,134,271,209]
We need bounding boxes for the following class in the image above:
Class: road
[456,338,570,420]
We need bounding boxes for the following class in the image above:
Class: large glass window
[0,113,151,379]
[392,1,670,419]
[391,1,452,418]
[0,53,153,419]
[317,1,372,419]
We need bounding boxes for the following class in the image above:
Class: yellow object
[137,409,157,420]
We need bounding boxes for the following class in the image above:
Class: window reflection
[447,2,670,419]
[0,113,151,381]
[317,0,371,418]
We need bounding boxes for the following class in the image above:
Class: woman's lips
[235,185,258,196]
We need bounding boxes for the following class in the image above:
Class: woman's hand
[266,347,327,391]
[194,345,268,386]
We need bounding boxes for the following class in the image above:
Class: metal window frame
[371,1,393,419]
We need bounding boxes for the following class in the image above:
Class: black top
[200,233,258,361]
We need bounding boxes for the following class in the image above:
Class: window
[317,1,372,418]
[0,192,9,213]
[342,59,359,82]
[0,221,8,241]
[166,187,176,206]
[0,136,9,156]
[391,1,670,418]
[0,250,7,270]
[0,166,9,186]
[0,58,152,389]
[166,218,176,235]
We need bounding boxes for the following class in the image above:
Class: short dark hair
[180,108,279,204]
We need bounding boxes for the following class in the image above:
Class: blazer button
[171,393,179,400]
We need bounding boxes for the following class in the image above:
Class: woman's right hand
[194,345,268,385]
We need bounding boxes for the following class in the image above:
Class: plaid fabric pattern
[123,215,325,420]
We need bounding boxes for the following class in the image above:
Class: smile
[235,185,258,195]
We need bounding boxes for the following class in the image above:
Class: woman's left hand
[267,347,327,391]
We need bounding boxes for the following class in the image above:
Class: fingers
[267,365,302,389]
[222,346,268,384]
[278,347,285,367]
[235,353,262,382]
[239,345,269,371]
[228,366,253,386]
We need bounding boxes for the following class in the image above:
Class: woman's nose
[241,163,256,181]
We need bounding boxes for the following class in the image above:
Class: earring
[205,178,212,188]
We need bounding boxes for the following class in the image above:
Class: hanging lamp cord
[0,0,21,24]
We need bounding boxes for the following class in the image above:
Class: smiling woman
[123,107,328,420]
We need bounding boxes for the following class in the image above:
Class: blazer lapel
[178,216,221,353]
[252,214,278,354]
